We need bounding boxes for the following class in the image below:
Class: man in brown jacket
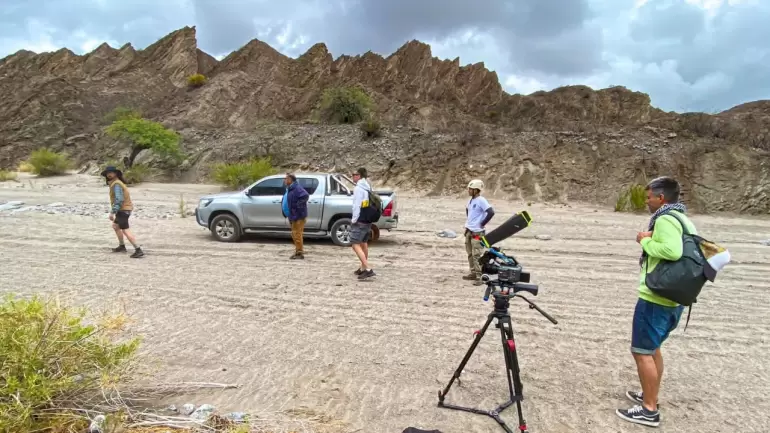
[102,166,144,258]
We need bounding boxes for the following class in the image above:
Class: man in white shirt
[350,167,376,280]
[463,179,495,284]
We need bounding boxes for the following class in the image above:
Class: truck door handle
[272,200,281,203]
[309,200,320,204]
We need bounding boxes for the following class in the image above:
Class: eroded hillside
[0,26,768,213]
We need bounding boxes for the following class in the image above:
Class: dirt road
[1,174,769,433]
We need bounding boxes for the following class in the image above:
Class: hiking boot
[626,390,659,407]
[462,273,478,281]
[112,244,127,253]
[358,269,376,280]
[130,248,145,258]
[290,253,305,260]
[615,405,660,427]
[354,268,364,275]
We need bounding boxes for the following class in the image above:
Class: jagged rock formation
[0,26,768,214]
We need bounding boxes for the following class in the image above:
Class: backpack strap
[660,210,690,235]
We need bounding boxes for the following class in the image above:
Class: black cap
[100,166,123,178]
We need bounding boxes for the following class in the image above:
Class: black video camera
[479,247,539,297]
[477,211,539,297]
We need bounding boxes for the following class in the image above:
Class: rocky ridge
[1,26,769,214]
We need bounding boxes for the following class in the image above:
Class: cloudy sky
[1,0,767,113]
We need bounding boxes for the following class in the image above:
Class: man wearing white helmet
[463,179,495,284]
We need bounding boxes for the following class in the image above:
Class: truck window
[249,178,284,196]
[328,176,345,195]
[297,178,319,194]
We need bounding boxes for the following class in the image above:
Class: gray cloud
[1,0,769,113]
[615,0,770,111]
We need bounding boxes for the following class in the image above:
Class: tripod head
[481,274,538,301]
[480,274,558,325]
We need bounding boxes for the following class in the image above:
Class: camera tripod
[437,283,558,433]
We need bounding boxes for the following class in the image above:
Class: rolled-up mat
[481,210,532,247]
[401,429,443,433]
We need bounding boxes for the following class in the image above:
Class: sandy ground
[1,173,769,433]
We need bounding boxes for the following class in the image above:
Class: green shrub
[123,164,152,185]
[360,118,382,138]
[615,184,647,212]
[101,161,152,185]
[319,86,374,124]
[0,170,16,181]
[0,294,139,432]
[104,106,141,124]
[211,158,277,190]
[187,73,208,88]
[27,148,72,176]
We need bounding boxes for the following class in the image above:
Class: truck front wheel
[210,214,242,242]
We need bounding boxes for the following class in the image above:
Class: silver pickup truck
[195,172,399,246]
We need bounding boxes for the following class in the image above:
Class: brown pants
[291,218,306,254]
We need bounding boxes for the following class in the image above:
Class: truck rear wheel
[369,225,380,243]
[210,214,242,242]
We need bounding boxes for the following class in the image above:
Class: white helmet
[467,179,484,190]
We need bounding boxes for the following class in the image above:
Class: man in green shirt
[616,176,694,428]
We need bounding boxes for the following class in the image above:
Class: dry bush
[615,184,647,212]
[360,118,382,138]
[0,170,17,181]
[17,161,34,172]
[178,194,187,218]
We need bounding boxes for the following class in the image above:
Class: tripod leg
[498,315,517,402]
[503,315,529,433]
[438,312,496,404]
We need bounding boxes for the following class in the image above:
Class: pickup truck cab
[195,172,399,246]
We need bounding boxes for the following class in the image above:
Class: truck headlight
[198,199,213,208]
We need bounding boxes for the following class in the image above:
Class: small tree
[105,117,182,168]
[319,86,374,124]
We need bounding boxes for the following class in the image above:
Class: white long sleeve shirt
[351,178,372,223]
